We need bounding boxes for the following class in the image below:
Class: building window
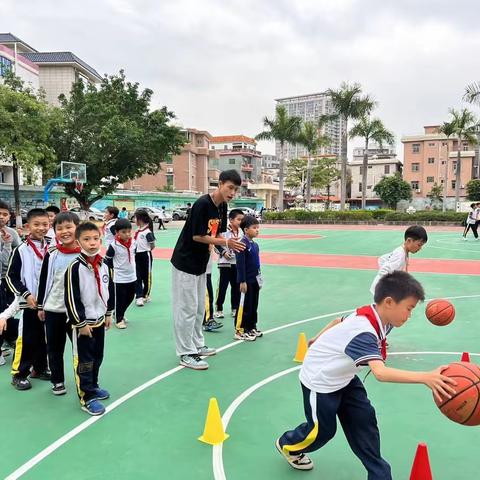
[224,145,228,150]
[229,159,236,165]
[367,185,372,189]
[428,158,435,164]
[442,142,447,146]
[384,165,390,174]
[0,56,12,77]
[452,161,457,172]
[451,180,456,189]
[358,182,362,192]
[440,179,444,183]
[412,143,420,153]
[411,181,419,190]
[359,166,363,175]
[463,145,469,151]
[428,143,435,147]
[411,163,420,172]
[427,176,434,183]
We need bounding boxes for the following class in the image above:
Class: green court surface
[2,225,480,479]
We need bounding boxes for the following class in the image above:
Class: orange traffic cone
[410,443,433,480]
[461,352,471,362]
[198,398,229,446]
[293,333,308,363]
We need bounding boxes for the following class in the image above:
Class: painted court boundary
[212,351,480,480]
[6,294,480,479]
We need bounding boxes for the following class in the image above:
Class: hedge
[263,209,466,224]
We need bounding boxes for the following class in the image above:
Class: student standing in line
[134,210,155,307]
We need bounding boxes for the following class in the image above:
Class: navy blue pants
[215,265,240,312]
[278,377,391,480]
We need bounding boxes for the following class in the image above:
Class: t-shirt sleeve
[191,199,210,237]
[344,332,383,366]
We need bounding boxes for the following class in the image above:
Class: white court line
[212,350,480,480]
[6,294,480,479]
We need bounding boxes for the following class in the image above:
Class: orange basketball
[425,299,455,326]
[434,362,480,426]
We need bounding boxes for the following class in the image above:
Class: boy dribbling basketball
[276,271,456,479]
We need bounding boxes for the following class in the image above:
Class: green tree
[466,179,480,201]
[322,82,375,209]
[297,121,330,204]
[349,116,394,209]
[438,120,457,211]
[0,74,58,222]
[427,183,443,209]
[51,71,185,209]
[256,105,302,211]
[285,157,308,192]
[443,108,478,206]
[373,173,412,209]
[464,81,480,106]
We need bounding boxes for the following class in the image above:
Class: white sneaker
[275,438,313,470]
[180,354,209,370]
[136,298,144,307]
[0,354,5,366]
[115,320,127,329]
[234,331,256,341]
[144,296,152,303]
[198,346,216,356]
[214,311,224,319]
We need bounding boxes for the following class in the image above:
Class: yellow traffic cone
[198,397,230,445]
[293,333,308,363]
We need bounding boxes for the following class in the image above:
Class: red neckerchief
[356,305,387,360]
[56,242,81,255]
[134,227,147,240]
[85,254,105,303]
[115,234,133,262]
[26,236,48,260]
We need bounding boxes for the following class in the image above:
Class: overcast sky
[4,0,480,155]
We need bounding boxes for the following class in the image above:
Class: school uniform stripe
[10,314,24,376]
[72,333,86,405]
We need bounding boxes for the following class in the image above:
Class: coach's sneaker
[0,354,5,366]
[275,438,313,471]
[115,320,127,329]
[12,376,32,390]
[52,383,67,396]
[93,387,110,400]
[180,354,209,370]
[30,370,51,381]
[214,311,224,319]
[234,330,256,341]
[82,399,106,416]
[198,346,216,357]
[136,297,144,307]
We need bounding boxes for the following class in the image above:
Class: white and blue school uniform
[278,305,392,480]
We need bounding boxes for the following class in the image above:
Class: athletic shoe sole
[52,388,67,396]
[275,439,313,471]
[179,360,208,370]
[81,406,105,416]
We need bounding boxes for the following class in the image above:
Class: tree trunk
[326,184,331,210]
[455,139,461,208]
[361,138,369,210]
[340,118,348,210]
[12,154,22,227]
[278,141,285,212]
[305,154,312,206]
[442,143,449,212]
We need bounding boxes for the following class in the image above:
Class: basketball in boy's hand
[434,362,480,426]
[425,299,455,326]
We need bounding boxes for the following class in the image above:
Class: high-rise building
[402,125,477,201]
[274,92,345,160]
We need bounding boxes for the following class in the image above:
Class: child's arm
[64,262,87,328]
[36,250,51,314]
[105,264,115,329]
[368,360,457,402]
[308,317,343,346]
[104,244,115,269]
[5,247,36,308]
[236,242,247,292]
[146,232,156,251]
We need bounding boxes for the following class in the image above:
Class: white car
[228,207,261,221]
[69,206,104,221]
[132,207,172,223]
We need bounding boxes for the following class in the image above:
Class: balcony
[241,164,253,172]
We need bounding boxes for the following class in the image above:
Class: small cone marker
[198,398,229,446]
[410,443,433,480]
[293,333,308,363]
[461,352,471,362]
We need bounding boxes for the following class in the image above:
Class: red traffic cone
[461,352,471,362]
[410,443,433,480]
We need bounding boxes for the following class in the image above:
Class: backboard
[59,161,87,183]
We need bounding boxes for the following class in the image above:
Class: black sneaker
[30,370,52,381]
[251,329,263,338]
[12,376,32,390]
[52,383,67,395]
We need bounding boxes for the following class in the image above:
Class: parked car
[69,206,104,221]
[172,207,189,221]
[228,207,262,221]
[132,207,172,223]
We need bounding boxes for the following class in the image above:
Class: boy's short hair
[115,218,132,231]
[471,203,477,209]
[240,215,259,231]
[75,221,100,240]
[0,200,11,212]
[53,212,80,229]
[374,271,425,304]
[26,208,48,223]
[219,169,242,186]
[106,206,119,218]
[404,225,428,243]
[45,205,60,214]
[229,209,244,220]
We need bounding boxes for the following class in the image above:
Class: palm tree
[438,120,456,212]
[323,82,375,209]
[444,109,478,206]
[256,105,302,211]
[464,82,480,106]
[349,116,394,209]
[297,121,330,204]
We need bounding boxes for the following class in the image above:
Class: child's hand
[423,366,457,402]
[224,252,234,260]
[240,282,247,294]
[79,325,93,337]
[37,310,45,321]
[0,317,6,334]
[0,228,12,243]
[26,295,37,309]
[105,315,112,330]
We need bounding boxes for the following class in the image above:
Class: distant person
[158,206,167,231]
[185,203,192,218]
[118,207,128,219]
[103,207,119,247]
[134,210,155,307]
[463,203,479,240]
